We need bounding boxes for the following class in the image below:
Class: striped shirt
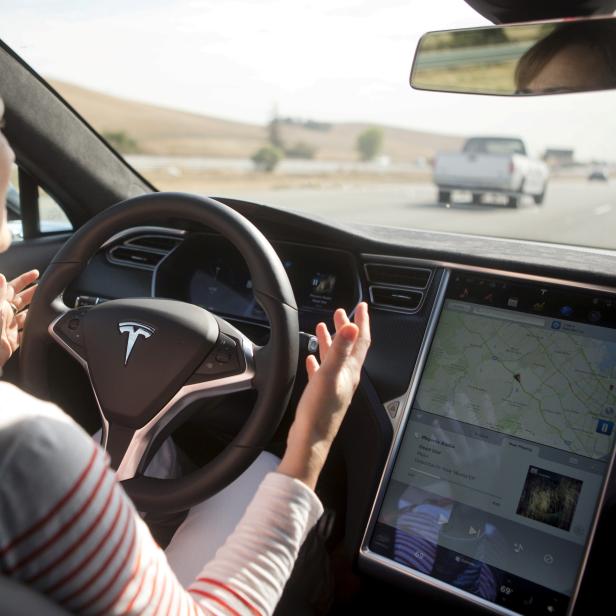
[0,382,323,615]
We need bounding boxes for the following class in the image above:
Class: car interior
[1,1,615,615]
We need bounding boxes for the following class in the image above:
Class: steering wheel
[19,192,299,514]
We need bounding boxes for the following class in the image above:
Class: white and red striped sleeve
[0,381,323,615]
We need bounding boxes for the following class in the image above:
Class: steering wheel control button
[74,295,105,307]
[299,332,319,354]
[214,333,237,363]
[307,336,319,354]
[217,334,237,351]
[56,313,86,347]
[192,334,242,381]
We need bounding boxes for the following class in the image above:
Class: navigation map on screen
[417,302,616,460]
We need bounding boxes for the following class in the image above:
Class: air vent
[365,263,431,289]
[370,286,423,312]
[108,246,166,268]
[106,233,182,271]
[363,259,434,314]
[126,235,183,252]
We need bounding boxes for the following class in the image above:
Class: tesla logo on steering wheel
[118,322,155,365]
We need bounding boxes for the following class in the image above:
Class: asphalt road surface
[218,178,616,251]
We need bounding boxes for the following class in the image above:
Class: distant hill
[49,79,463,162]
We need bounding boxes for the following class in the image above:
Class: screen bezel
[359,266,616,616]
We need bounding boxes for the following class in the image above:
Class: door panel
[0,234,70,280]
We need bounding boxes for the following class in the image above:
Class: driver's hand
[277,302,370,490]
[0,269,39,368]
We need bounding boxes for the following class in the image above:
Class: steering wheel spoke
[109,331,255,482]
[111,333,256,482]
[186,323,255,387]
[102,423,137,475]
[48,306,91,367]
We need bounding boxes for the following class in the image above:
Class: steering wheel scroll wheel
[19,193,299,514]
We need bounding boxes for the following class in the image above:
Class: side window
[39,186,72,232]
[7,163,72,241]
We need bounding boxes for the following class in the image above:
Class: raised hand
[278,302,371,489]
[0,269,39,368]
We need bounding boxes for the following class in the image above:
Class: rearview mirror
[410,16,616,96]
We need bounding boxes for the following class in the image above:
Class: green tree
[101,130,139,153]
[356,127,384,161]
[251,145,284,172]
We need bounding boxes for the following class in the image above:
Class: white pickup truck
[433,137,549,207]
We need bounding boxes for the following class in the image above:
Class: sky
[2,0,616,160]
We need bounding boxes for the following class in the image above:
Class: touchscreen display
[369,273,616,616]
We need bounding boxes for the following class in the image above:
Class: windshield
[463,138,526,156]
[3,1,616,250]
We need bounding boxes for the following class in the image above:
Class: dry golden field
[50,79,463,163]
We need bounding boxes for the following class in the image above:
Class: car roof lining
[464,0,616,24]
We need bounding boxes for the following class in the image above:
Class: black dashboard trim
[363,262,434,315]
[360,269,450,567]
[364,263,433,290]
[210,198,616,291]
[362,253,616,295]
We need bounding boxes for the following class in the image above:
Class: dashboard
[61,211,616,616]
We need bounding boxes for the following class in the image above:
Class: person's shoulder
[0,382,98,489]
[0,383,104,548]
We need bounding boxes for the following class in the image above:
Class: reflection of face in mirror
[515,21,616,94]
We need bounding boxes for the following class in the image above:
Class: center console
[361,269,616,616]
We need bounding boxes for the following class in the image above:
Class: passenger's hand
[0,269,39,368]
[278,302,370,490]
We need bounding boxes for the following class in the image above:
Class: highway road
[219,178,616,251]
[414,40,530,70]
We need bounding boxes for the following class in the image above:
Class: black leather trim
[464,0,616,24]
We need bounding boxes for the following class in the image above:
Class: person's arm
[278,303,370,489]
[0,388,308,615]
[0,303,369,615]
[189,303,370,613]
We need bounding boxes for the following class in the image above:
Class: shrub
[101,130,139,153]
[251,145,284,172]
[356,127,384,161]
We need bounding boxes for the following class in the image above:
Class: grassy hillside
[49,79,463,162]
